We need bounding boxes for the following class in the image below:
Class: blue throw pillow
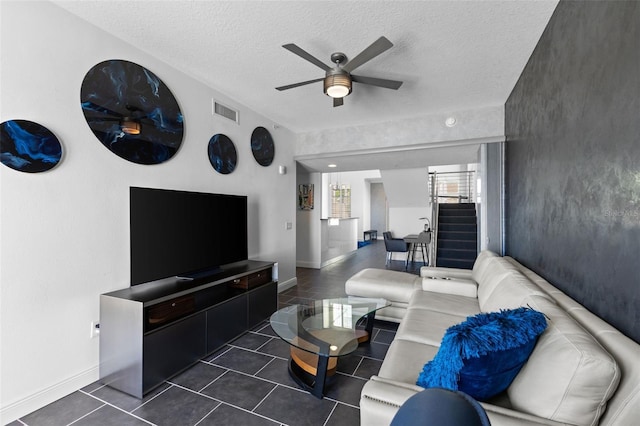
[416,307,547,401]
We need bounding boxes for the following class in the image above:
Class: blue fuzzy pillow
[416,307,547,401]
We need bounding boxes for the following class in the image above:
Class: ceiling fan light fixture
[121,118,141,135]
[324,73,351,98]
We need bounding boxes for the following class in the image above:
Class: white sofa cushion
[396,306,467,346]
[471,250,501,283]
[476,258,521,307]
[420,265,473,280]
[421,276,478,298]
[480,269,551,312]
[345,268,421,303]
[420,250,499,282]
[378,339,439,384]
[508,295,620,426]
[408,290,480,318]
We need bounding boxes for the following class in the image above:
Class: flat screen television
[130,186,248,285]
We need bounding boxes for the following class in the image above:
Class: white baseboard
[296,260,320,269]
[320,250,356,268]
[277,277,297,292]
[1,365,98,425]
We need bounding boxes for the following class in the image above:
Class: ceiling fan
[276,36,403,107]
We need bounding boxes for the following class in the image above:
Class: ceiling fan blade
[333,97,344,107]
[351,75,403,90]
[342,36,394,73]
[276,77,324,91]
[282,44,331,71]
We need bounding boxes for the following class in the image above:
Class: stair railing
[429,172,439,267]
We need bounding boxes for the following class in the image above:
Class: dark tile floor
[11,241,420,426]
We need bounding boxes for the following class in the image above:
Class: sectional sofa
[345,251,640,426]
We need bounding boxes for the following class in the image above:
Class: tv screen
[130,187,248,285]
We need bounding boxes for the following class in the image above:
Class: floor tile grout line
[197,368,231,394]
[202,345,234,364]
[223,342,289,361]
[253,355,277,377]
[191,401,222,426]
[250,384,278,413]
[203,359,361,410]
[173,379,285,425]
[65,403,107,426]
[166,381,226,405]
[206,361,303,394]
[254,335,276,352]
[130,383,174,415]
[353,356,366,377]
[79,389,158,425]
[321,402,340,426]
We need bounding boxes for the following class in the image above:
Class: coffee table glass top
[270,297,389,357]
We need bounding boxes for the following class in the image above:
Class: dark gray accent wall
[505,1,640,343]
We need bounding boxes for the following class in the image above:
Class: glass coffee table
[270,297,389,398]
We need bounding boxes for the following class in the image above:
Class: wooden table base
[290,347,338,377]
[288,328,372,398]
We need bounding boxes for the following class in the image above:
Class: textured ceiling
[52,0,558,137]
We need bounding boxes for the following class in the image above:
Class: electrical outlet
[90,321,100,339]
[285,221,292,230]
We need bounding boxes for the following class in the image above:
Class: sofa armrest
[420,266,474,280]
[482,402,570,426]
[360,375,424,414]
[422,276,478,298]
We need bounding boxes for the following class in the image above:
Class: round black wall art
[208,134,237,174]
[250,126,275,167]
[80,59,184,165]
[0,119,62,173]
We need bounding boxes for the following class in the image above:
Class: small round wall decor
[250,126,275,167]
[0,119,62,173]
[80,59,184,165]
[208,134,237,174]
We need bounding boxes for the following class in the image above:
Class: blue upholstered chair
[383,231,410,269]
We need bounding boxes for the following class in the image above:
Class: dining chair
[383,231,410,269]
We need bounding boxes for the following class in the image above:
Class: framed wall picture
[0,119,62,173]
[298,184,314,210]
[208,133,237,174]
[250,126,275,167]
[80,59,184,165]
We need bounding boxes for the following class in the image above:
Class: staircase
[436,203,477,269]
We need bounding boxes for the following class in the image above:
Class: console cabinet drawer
[229,267,272,290]
[146,295,195,330]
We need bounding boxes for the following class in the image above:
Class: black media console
[99,260,277,398]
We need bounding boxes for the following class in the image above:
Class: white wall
[322,170,380,234]
[0,2,296,422]
[381,168,431,208]
[388,207,431,239]
[295,106,504,157]
[296,169,322,268]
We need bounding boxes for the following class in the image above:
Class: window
[330,183,351,218]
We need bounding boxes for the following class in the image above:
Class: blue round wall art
[250,126,275,167]
[0,119,62,173]
[208,134,237,174]
[80,59,184,165]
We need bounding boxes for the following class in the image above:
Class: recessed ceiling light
[328,164,337,168]
[445,117,457,127]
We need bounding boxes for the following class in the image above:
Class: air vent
[212,100,239,124]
